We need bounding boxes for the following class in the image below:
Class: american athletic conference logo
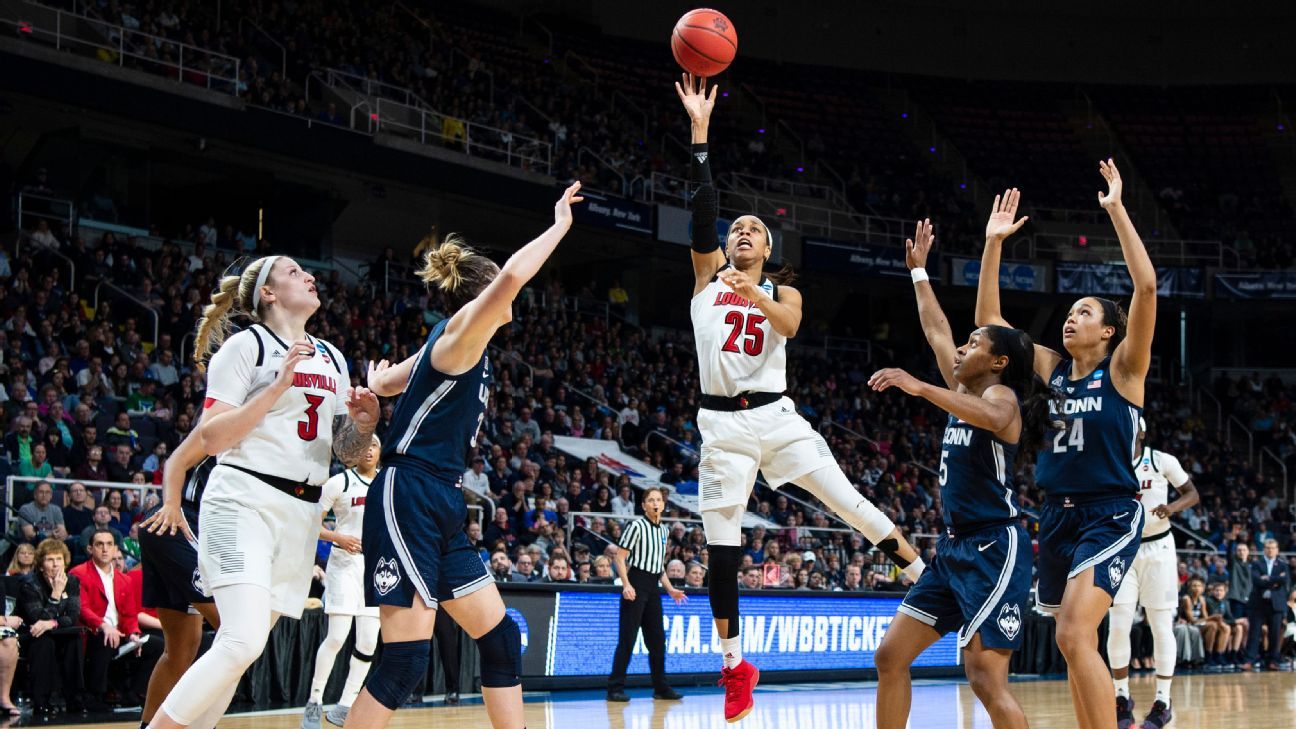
[373,557,401,596]
[1108,557,1127,589]
[997,603,1022,641]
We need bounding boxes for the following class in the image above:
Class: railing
[1259,447,1290,502]
[578,146,626,194]
[94,279,160,347]
[7,476,161,524]
[611,90,647,139]
[325,68,432,109]
[726,170,844,204]
[1225,415,1254,463]
[822,337,873,362]
[1015,232,1237,267]
[372,97,552,175]
[238,16,285,79]
[1,1,241,96]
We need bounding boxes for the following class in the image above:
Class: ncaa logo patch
[373,557,401,596]
[997,603,1022,641]
[1108,557,1127,589]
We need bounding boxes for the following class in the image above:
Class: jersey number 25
[722,312,766,356]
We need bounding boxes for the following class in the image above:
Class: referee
[607,486,687,702]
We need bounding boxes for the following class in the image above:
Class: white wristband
[911,268,929,284]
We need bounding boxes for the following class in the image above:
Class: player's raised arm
[905,219,958,391]
[974,188,1060,380]
[432,183,584,375]
[675,73,727,294]
[1100,159,1157,393]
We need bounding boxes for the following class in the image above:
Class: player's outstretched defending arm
[676,73,727,295]
[431,183,584,376]
[1100,158,1157,399]
[973,188,1061,381]
[904,219,958,391]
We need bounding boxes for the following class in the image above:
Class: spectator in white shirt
[610,484,636,517]
[462,456,489,496]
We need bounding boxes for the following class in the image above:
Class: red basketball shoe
[718,659,759,722]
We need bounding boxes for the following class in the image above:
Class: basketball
[671,8,738,77]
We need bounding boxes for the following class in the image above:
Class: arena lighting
[959,183,967,189]
[1078,235,1088,246]
[757,128,765,134]
[901,112,908,119]
[795,166,804,173]
[722,91,729,97]
[18,21,32,33]
[928,146,936,153]
[258,207,264,241]
[776,208,788,216]
[370,113,378,121]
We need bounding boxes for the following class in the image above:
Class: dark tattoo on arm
[332,415,373,466]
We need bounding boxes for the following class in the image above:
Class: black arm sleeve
[689,143,720,254]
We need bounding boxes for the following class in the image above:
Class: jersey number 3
[722,312,766,355]
[299,394,325,441]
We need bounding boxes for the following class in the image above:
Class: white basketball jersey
[320,468,370,570]
[1133,447,1190,537]
[690,268,786,397]
[204,324,349,485]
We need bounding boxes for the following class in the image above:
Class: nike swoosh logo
[978,541,996,552]
[1114,512,1129,519]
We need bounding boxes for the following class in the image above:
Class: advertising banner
[949,257,1047,292]
[1214,272,1296,299]
[573,190,653,235]
[1055,262,1204,299]
[801,238,937,279]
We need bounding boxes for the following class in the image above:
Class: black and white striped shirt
[620,517,668,574]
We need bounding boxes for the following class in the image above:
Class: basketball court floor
[54,672,1291,728]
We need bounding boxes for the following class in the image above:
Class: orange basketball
[671,8,738,77]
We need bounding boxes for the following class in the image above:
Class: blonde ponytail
[192,255,279,372]
[415,235,499,313]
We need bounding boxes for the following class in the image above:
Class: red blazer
[69,560,140,635]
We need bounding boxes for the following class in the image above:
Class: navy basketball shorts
[138,504,213,612]
[364,465,492,609]
[1036,495,1144,612]
[899,523,1033,649]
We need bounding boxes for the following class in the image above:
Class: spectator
[19,538,86,716]
[3,415,35,464]
[0,575,20,717]
[462,456,489,496]
[102,489,136,535]
[665,559,686,586]
[16,481,67,544]
[18,442,53,479]
[742,566,762,590]
[685,561,706,589]
[839,564,864,592]
[79,505,125,552]
[71,528,155,707]
[483,508,518,552]
[74,445,109,482]
[488,551,513,582]
[106,445,134,483]
[62,481,96,540]
[5,543,35,577]
[590,555,615,584]
[147,349,179,387]
[545,555,574,583]
[104,414,141,454]
[610,484,636,517]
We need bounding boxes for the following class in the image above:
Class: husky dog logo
[191,567,204,593]
[1108,557,1127,589]
[373,557,401,596]
[997,603,1022,641]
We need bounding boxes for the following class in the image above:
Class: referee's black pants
[608,567,669,692]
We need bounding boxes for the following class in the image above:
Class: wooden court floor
[41,672,1295,728]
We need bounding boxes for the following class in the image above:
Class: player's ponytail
[985,325,1065,455]
[416,234,500,313]
[192,256,277,372]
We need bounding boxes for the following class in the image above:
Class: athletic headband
[251,255,280,311]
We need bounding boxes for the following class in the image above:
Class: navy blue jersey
[1035,356,1141,497]
[939,414,1020,531]
[181,456,216,513]
[381,319,492,484]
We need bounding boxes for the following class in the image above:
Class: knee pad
[1106,602,1136,668]
[1147,607,1177,675]
[366,640,429,710]
[475,617,521,688]
[707,545,742,635]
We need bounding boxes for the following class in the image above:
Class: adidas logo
[695,153,708,164]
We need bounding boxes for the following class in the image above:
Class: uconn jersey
[181,455,216,530]
[382,319,492,483]
[939,415,1019,532]
[1036,356,1141,496]
[690,265,786,397]
[204,323,349,485]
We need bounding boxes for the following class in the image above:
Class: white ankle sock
[1155,678,1171,704]
[1113,676,1129,699]
[720,637,742,669]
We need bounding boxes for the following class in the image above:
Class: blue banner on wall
[1055,262,1204,299]
[1214,272,1296,299]
[573,190,653,235]
[802,239,938,279]
[544,591,958,676]
[950,257,1047,292]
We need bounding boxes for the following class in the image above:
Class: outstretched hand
[867,368,926,397]
[674,72,718,126]
[345,387,380,429]
[554,181,584,228]
[905,218,935,270]
[985,188,1029,241]
[1098,158,1123,209]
